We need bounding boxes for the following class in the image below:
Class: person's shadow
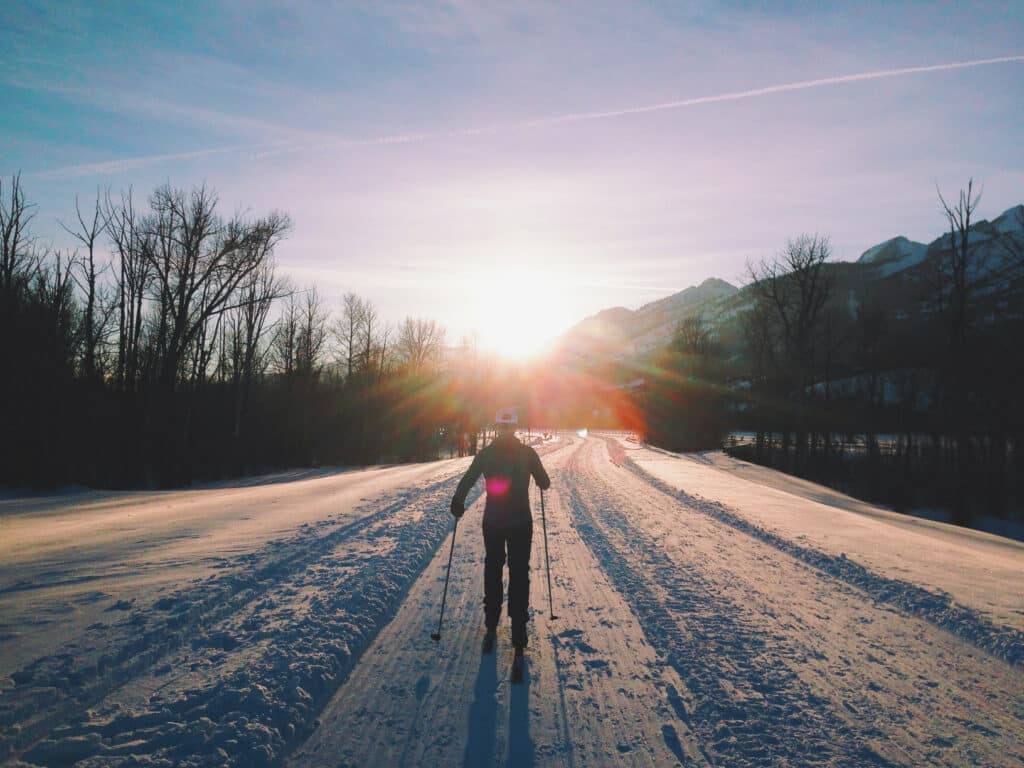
[462,652,535,768]
[463,651,498,767]
[508,660,535,767]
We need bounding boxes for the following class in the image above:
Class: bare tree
[360,299,379,374]
[141,184,291,388]
[333,292,366,380]
[856,301,888,456]
[62,193,110,381]
[747,233,834,468]
[189,304,222,387]
[936,179,982,359]
[748,234,833,376]
[236,259,282,379]
[936,180,983,525]
[106,188,152,389]
[216,259,282,437]
[34,250,78,354]
[271,285,327,379]
[396,317,445,372]
[0,173,38,298]
[673,313,714,358]
[741,299,777,387]
[297,287,328,377]
[741,298,778,458]
[272,289,301,377]
[376,322,394,382]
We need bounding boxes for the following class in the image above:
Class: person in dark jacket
[450,408,551,657]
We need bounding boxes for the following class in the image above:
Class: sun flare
[480,310,552,360]
[464,265,578,361]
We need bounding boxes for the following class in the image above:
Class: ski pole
[431,518,458,642]
[540,489,558,620]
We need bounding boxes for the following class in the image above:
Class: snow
[627,442,1024,635]
[857,236,930,277]
[2,433,1023,766]
[808,371,931,406]
[994,204,1024,235]
[292,437,708,767]
[846,288,859,319]
[0,464,457,671]
[0,462,473,766]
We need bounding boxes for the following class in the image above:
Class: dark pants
[483,521,533,647]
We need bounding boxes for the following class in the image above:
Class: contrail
[253,54,1023,159]
[30,147,241,180]
[520,55,1024,127]
[30,55,1024,177]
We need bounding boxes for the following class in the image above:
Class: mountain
[856,236,929,277]
[558,278,738,360]
[856,204,1024,279]
[993,203,1024,235]
[555,204,1023,368]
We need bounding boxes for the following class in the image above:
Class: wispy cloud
[29,54,1024,179]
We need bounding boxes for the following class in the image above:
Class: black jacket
[452,434,550,527]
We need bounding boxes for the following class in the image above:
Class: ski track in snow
[567,441,887,767]
[607,439,1024,668]
[290,436,709,768]
[1,435,1022,766]
[1,473,481,767]
[586,436,1023,766]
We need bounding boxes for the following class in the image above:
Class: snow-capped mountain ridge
[929,204,1024,250]
[857,235,928,268]
[559,277,738,358]
[558,203,1022,362]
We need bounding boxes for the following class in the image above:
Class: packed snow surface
[1,435,1022,767]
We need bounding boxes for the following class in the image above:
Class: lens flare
[486,477,511,495]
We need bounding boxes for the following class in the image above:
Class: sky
[2,1,1023,357]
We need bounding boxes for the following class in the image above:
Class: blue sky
[2,1,1022,353]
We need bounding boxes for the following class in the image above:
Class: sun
[480,307,553,360]
[465,265,578,361]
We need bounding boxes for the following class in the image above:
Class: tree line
[0,176,485,489]
[6,172,1021,528]
[644,181,1024,527]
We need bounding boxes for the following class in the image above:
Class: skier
[450,408,550,681]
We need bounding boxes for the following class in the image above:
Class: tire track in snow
[608,439,1024,668]
[565,439,895,768]
[1,473,479,767]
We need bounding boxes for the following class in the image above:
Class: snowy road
[1,435,1022,766]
